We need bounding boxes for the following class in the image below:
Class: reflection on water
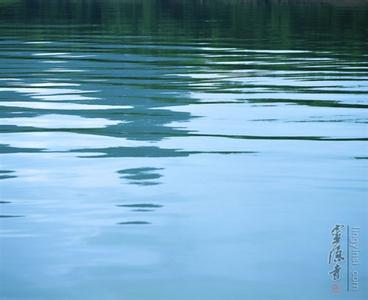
[0,170,16,180]
[118,167,163,186]
[117,221,151,225]
[0,1,367,299]
[117,204,163,209]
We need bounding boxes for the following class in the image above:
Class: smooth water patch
[0,114,123,129]
[0,1,367,300]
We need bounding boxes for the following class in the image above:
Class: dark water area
[0,1,367,299]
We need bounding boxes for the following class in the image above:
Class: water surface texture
[0,1,367,299]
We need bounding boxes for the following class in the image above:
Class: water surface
[0,1,367,299]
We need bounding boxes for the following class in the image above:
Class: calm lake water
[0,1,367,299]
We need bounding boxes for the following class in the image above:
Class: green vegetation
[0,0,19,6]
[0,0,367,52]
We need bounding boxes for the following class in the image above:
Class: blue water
[0,1,367,299]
